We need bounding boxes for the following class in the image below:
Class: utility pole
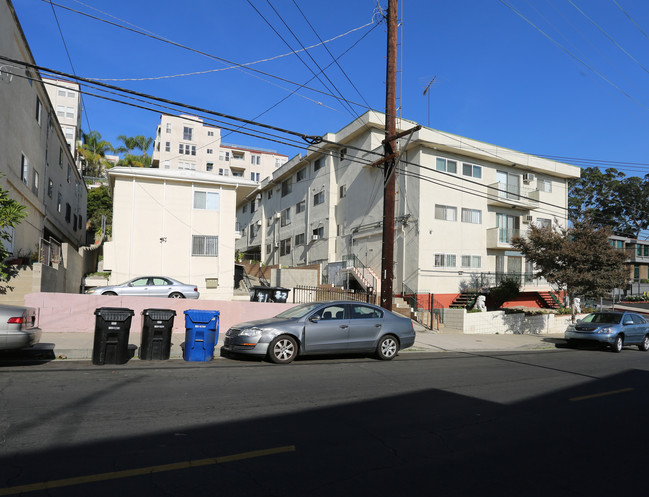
[380,0,398,311]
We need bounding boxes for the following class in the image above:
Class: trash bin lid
[142,308,177,320]
[94,307,135,321]
[184,309,219,323]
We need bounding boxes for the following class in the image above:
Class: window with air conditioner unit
[523,173,535,183]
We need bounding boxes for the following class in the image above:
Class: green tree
[115,135,153,168]
[133,135,153,156]
[86,185,112,238]
[569,167,649,238]
[0,182,27,287]
[511,221,627,319]
[78,131,113,177]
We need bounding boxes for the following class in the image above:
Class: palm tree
[77,131,113,177]
[133,135,154,156]
[114,135,138,156]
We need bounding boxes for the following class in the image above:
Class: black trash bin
[249,286,290,303]
[140,308,176,360]
[92,307,134,365]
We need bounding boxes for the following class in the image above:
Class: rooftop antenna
[423,76,437,127]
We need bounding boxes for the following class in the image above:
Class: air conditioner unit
[275,212,281,219]
[256,220,262,226]
[274,242,279,248]
[255,193,262,200]
[523,215,533,223]
[312,235,320,241]
[523,173,535,183]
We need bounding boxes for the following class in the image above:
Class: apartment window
[251,154,260,165]
[462,162,482,178]
[281,207,291,227]
[65,107,74,119]
[296,168,306,182]
[232,151,245,161]
[166,123,172,133]
[47,179,53,198]
[434,253,456,268]
[65,203,71,222]
[56,105,65,118]
[242,204,247,213]
[435,204,457,221]
[59,147,63,166]
[57,89,66,97]
[57,192,62,213]
[280,238,291,256]
[267,189,273,199]
[339,148,347,161]
[314,191,325,206]
[340,185,347,198]
[536,218,552,228]
[313,226,324,238]
[538,178,552,193]
[20,154,29,186]
[497,171,521,199]
[73,214,77,231]
[33,171,39,196]
[337,224,342,236]
[219,168,224,175]
[267,216,273,227]
[251,172,259,181]
[249,225,257,243]
[192,235,218,256]
[35,96,42,124]
[183,127,193,141]
[207,148,213,154]
[275,158,283,167]
[266,243,272,253]
[164,160,170,169]
[314,157,324,171]
[295,233,305,245]
[78,215,83,230]
[461,255,482,268]
[178,162,196,170]
[206,162,213,172]
[250,199,256,213]
[436,158,457,174]
[67,164,71,183]
[163,141,170,152]
[194,191,220,210]
[461,208,482,224]
[207,130,214,137]
[296,200,305,214]
[281,178,292,197]
[219,151,230,161]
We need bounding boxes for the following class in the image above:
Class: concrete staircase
[450,293,478,309]
[537,291,562,309]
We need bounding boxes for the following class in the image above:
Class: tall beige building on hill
[151,114,288,182]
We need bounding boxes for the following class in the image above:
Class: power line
[40,0,377,113]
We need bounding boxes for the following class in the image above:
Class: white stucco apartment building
[1,0,88,302]
[42,77,82,156]
[103,167,256,299]
[151,114,288,182]
[235,111,581,307]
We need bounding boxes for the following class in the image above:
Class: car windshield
[581,313,622,324]
[275,303,323,320]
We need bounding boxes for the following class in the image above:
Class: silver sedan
[222,301,416,364]
[565,311,649,352]
[86,276,199,299]
[0,304,42,351]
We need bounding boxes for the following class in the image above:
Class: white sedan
[0,304,42,350]
[86,276,200,299]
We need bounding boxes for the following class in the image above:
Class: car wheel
[168,292,185,299]
[376,335,399,360]
[103,291,117,296]
[639,335,649,351]
[268,336,298,364]
[611,335,623,353]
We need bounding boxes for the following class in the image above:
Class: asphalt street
[1,347,648,496]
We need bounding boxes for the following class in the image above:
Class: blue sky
[11,0,649,175]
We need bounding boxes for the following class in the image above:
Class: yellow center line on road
[0,445,296,496]
[570,387,634,402]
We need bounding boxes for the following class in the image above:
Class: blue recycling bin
[183,309,220,361]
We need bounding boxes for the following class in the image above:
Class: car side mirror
[623,320,633,326]
[309,316,321,323]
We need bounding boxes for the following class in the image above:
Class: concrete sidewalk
[19,324,566,361]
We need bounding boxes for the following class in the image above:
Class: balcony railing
[487,182,539,209]
[486,227,523,249]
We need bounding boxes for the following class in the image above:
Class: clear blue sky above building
[12,0,649,176]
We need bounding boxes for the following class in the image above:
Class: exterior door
[348,304,384,351]
[303,304,349,353]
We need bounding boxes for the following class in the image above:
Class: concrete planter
[444,308,584,335]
